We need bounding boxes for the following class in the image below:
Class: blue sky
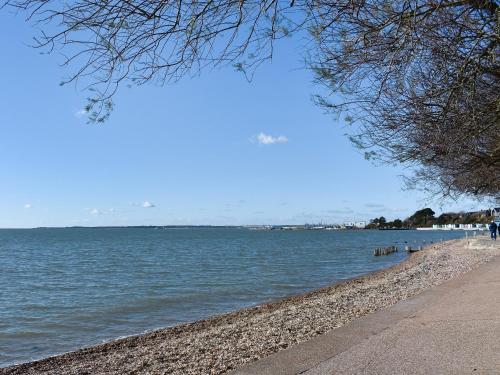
[0,11,483,228]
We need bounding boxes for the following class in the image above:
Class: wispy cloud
[89,208,102,215]
[324,208,352,215]
[254,132,288,145]
[142,201,155,208]
[75,109,88,118]
[364,203,386,208]
[86,207,117,215]
[388,207,408,213]
[24,203,32,209]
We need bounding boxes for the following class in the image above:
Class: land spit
[2,237,499,375]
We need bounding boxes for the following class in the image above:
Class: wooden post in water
[374,246,399,256]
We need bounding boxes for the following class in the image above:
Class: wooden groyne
[374,238,449,256]
[374,246,398,256]
[404,245,424,253]
[374,242,434,256]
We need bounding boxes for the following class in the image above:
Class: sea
[0,227,466,367]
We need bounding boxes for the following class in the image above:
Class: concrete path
[232,242,500,375]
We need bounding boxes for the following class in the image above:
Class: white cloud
[255,132,288,145]
[324,208,352,214]
[90,208,102,215]
[24,203,32,209]
[85,207,116,215]
[142,201,155,208]
[75,109,88,118]
[364,203,386,209]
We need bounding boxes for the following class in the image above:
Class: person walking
[489,221,498,240]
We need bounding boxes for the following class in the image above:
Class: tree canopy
[3,0,499,199]
[367,207,494,228]
[405,208,436,227]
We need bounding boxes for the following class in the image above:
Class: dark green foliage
[405,208,436,228]
[392,219,403,229]
[368,208,493,229]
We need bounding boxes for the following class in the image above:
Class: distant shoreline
[0,225,487,231]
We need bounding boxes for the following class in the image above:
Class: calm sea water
[0,227,466,367]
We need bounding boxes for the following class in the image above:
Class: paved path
[232,241,500,375]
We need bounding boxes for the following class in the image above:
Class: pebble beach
[2,236,499,375]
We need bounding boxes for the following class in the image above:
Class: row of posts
[373,246,398,256]
[373,244,427,256]
[373,234,481,257]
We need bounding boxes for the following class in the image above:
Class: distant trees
[368,207,494,229]
[433,210,494,225]
[405,208,436,227]
[392,219,403,229]
[436,213,455,225]
[367,216,402,229]
[3,0,499,198]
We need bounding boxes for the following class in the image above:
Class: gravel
[3,236,499,375]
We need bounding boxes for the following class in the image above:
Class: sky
[0,10,485,228]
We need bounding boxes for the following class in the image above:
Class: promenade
[233,238,500,374]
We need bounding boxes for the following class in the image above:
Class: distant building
[344,221,366,229]
[431,223,487,230]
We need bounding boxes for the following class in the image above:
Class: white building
[344,221,366,229]
[431,223,487,230]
